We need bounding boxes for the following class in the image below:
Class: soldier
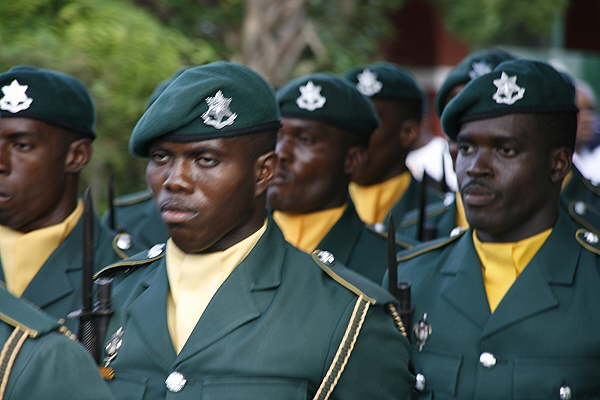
[344,63,444,229]
[390,59,600,398]
[268,73,414,283]
[95,62,413,399]
[0,285,114,399]
[0,66,124,331]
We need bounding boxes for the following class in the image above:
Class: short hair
[529,112,577,151]
[395,97,424,124]
[247,129,277,159]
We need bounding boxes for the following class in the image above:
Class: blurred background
[1,0,598,209]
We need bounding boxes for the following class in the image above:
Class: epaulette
[366,224,417,249]
[113,189,153,207]
[0,287,60,338]
[396,228,466,262]
[567,200,600,234]
[399,193,455,228]
[575,229,600,255]
[310,250,395,305]
[94,243,166,279]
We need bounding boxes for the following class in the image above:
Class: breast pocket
[411,349,462,400]
[513,357,600,399]
[201,376,308,400]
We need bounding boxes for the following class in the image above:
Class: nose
[163,158,193,193]
[275,135,294,164]
[464,148,493,179]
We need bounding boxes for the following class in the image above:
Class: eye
[195,156,219,168]
[457,142,475,155]
[298,133,315,145]
[12,141,33,152]
[497,146,517,157]
[150,150,169,164]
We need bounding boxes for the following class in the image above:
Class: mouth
[0,191,12,204]
[271,169,292,185]
[461,183,496,207]
[159,200,198,224]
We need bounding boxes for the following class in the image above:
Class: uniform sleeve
[7,333,115,400]
[328,300,414,400]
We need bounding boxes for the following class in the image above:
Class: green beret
[277,73,378,139]
[130,61,281,157]
[344,62,423,102]
[145,67,189,110]
[436,49,516,116]
[441,59,578,140]
[0,66,95,138]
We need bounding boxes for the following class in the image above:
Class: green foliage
[0,0,217,208]
[436,0,569,46]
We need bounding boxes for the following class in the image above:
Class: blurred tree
[435,0,569,46]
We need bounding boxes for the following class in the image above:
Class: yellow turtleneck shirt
[473,228,552,312]
[349,172,411,224]
[273,205,346,253]
[0,202,83,297]
[166,221,267,353]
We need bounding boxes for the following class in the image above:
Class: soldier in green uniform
[389,59,600,398]
[0,66,124,331]
[96,62,413,399]
[0,285,114,399]
[268,73,414,283]
[343,62,443,232]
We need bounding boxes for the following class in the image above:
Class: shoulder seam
[310,252,376,305]
[366,225,414,249]
[94,254,164,279]
[114,191,153,207]
[397,231,465,262]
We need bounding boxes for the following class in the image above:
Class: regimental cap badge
[469,61,492,80]
[296,81,326,111]
[356,68,383,96]
[0,79,33,113]
[492,72,525,105]
[201,90,237,129]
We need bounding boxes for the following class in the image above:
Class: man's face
[456,114,558,242]
[576,88,597,147]
[0,118,73,232]
[352,99,410,185]
[147,136,270,253]
[267,118,350,214]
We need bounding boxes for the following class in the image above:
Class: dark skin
[267,118,365,214]
[0,118,90,233]
[456,114,571,242]
[147,135,275,253]
[352,99,417,186]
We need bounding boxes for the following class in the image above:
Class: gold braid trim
[386,303,408,337]
[0,327,30,399]
[312,297,370,400]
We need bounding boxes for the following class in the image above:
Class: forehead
[151,135,249,155]
[457,113,541,144]
[0,117,50,134]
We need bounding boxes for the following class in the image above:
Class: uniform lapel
[126,258,177,366]
[175,221,284,365]
[440,231,490,329]
[317,203,362,265]
[481,213,578,338]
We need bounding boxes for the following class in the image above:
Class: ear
[344,146,367,175]
[65,139,92,173]
[399,120,419,149]
[254,151,277,197]
[549,147,572,184]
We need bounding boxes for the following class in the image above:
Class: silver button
[559,385,572,400]
[415,373,426,391]
[479,352,496,368]
[116,233,132,250]
[443,192,455,207]
[317,250,335,265]
[373,222,385,233]
[574,201,586,215]
[584,231,599,244]
[147,243,165,258]
[450,227,464,237]
[165,371,186,393]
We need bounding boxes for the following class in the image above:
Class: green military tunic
[391,211,600,399]
[96,221,413,400]
[0,214,122,332]
[396,192,459,242]
[103,189,169,251]
[314,202,414,283]
[0,286,113,399]
[385,176,444,232]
